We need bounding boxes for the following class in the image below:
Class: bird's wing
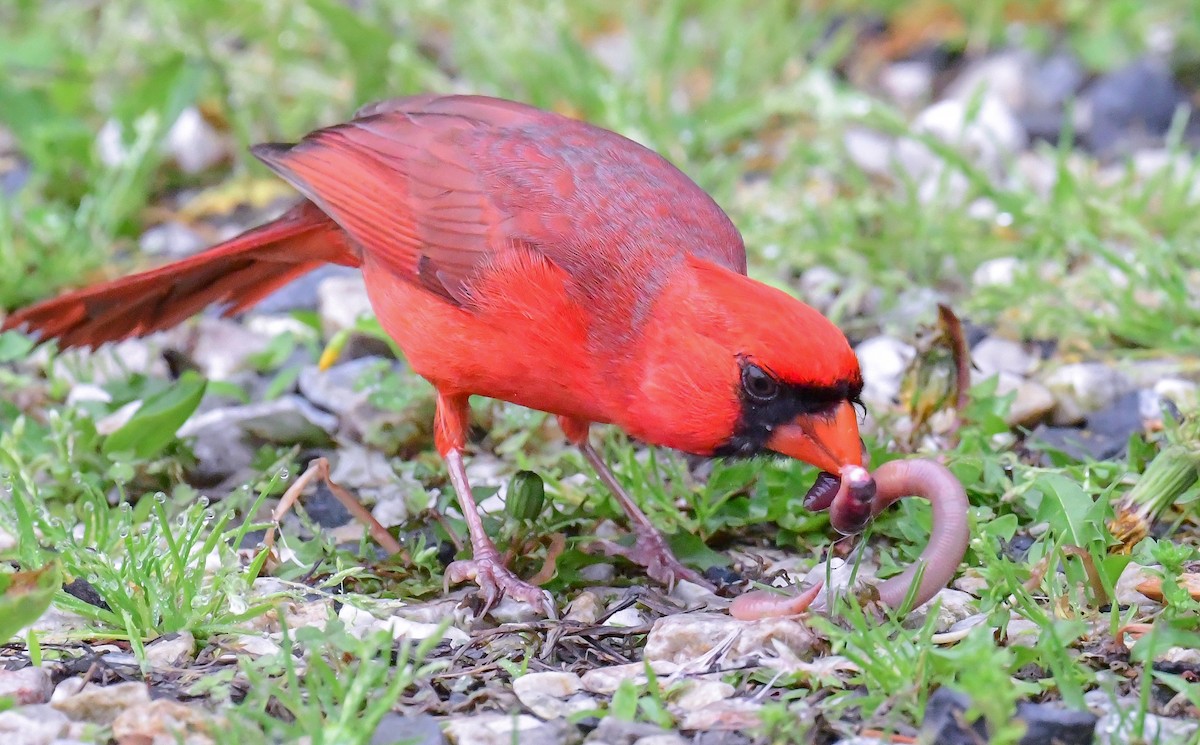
[252,94,746,307]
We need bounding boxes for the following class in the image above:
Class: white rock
[642,613,818,668]
[442,713,548,745]
[1043,363,1133,425]
[0,704,69,741]
[338,603,468,645]
[675,697,764,731]
[1008,378,1055,428]
[214,634,282,661]
[298,357,387,416]
[902,589,977,632]
[879,61,933,110]
[165,107,229,174]
[175,317,273,381]
[855,336,916,408]
[563,591,603,625]
[111,698,213,745]
[1153,378,1199,411]
[139,221,206,259]
[177,396,338,445]
[944,51,1033,111]
[795,265,843,315]
[969,256,1017,289]
[51,681,151,725]
[144,631,195,668]
[580,661,679,695]
[1095,710,1197,745]
[0,667,53,705]
[50,339,169,386]
[605,607,646,628]
[577,563,616,583]
[671,679,735,711]
[512,672,590,720]
[66,383,112,407]
[95,400,142,435]
[488,596,544,625]
[843,127,895,177]
[1115,563,1162,607]
[895,96,1026,203]
[317,274,373,336]
[972,337,1038,378]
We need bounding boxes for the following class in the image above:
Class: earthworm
[730,458,969,620]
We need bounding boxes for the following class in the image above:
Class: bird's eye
[741,364,779,402]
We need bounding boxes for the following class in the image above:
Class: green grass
[2,1,1200,742]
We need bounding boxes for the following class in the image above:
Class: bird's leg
[263,456,403,555]
[559,416,715,591]
[437,393,556,617]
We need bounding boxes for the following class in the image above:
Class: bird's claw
[445,553,557,619]
[592,528,715,592]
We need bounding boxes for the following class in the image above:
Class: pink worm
[729,458,969,620]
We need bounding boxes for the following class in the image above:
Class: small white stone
[671,679,735,711]
[512,672,591,720]
[111,699,213,745]
[164,107,229,175]
[604,607,646,628]
[442,713,545,745]
[944,51,1033,111]
[1008,379,1056,428]
[317,274,373,337]
[643,613,818,668]
[972,337,1038,378]
[879,61,933,110]
[0,704,69,740]
[338,603,468,644]
[139,221,206,259]
[51,681,151,725]
[0,666,53,705]
[843,127,895,177]
[580,661,679,695]
[969,259,1017,287]
[1153,378,1199,412]
[855,336,916,408]
[1043,363,1133,425]
[144,631,195,668]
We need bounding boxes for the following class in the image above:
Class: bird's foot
[446,550,557,618]
[592,527,715,592]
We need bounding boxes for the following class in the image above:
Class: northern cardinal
[4,95,873,614]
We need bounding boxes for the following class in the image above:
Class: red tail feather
[2,201,357,350]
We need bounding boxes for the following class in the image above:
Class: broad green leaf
[0,561,63,642]
[1035,474,1100,547]
[0,330,34,363]
[103,371,207,459]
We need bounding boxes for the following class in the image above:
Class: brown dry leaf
[178,178,296,221]
[1135,573,1200,602]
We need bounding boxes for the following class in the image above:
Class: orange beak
[766,400,863,474]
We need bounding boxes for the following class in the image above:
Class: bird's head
[628,257,865,479]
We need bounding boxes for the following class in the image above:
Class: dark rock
[370,713,445,745]
[583,717,678,744]
[1082,58,1193,156]
[258,265,361,314]
[1020,51,1087,144]
[1016,701,1097,745]
[63,578,109,611]
[922,688,989,745]
[303,479,354,529]
[298,356,392,416]
[1032,391,1142,461]
[922,688,1096,745]
[704,565,743,586]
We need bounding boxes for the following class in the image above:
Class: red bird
[4,95,868,613]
